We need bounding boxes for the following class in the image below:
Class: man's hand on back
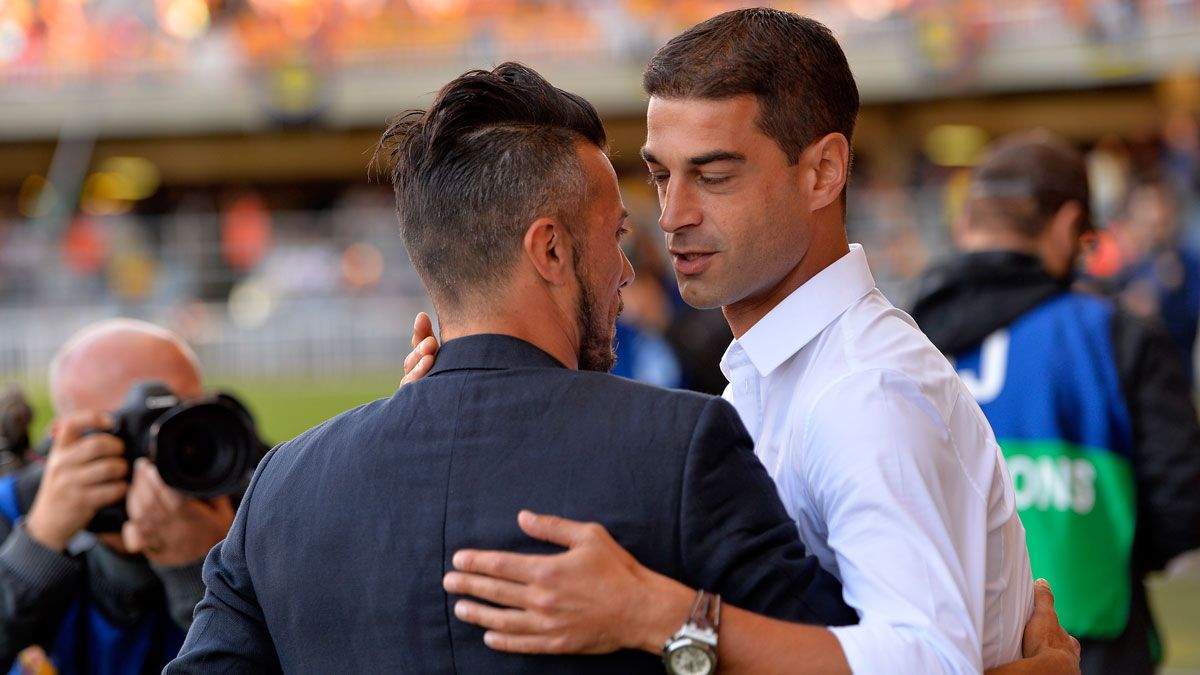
[24,410,128,552]
[121,458,235,566]
[986,579,1081,675]
[401,312,439,386]
[443,510,694,655]
[1018,580,1080,673]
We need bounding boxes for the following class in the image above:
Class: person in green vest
[911,130,1200,675]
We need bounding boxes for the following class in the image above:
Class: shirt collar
[428,334,567,376]
[723,244,876,379]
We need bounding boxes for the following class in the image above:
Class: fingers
[81,481,128,511]
[443,570,534,610]
[60,433,124,466]
[401,354,435,385]
[126,462,164,522]
[132,458,186,512]
[74,456,129,486]
[517,510,607,549]
[452,549,543,585]
[401,334,439,385]
[451,601,547,639]
[402,340,427,374]
[403,349,419,374]
[53,411,115,447]
[481,632,571,655]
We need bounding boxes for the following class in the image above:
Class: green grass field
[20,376,402,448]
[17,376,1200,671]
[1152,557,1200,674]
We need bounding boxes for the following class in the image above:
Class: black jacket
[911,251,1200,675]
[168,334,856,674]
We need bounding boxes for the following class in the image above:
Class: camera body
[87,380,260,532]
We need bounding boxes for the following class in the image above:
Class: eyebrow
[617,210,629,225]
[639,147,746,166]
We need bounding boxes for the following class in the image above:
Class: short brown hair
[967,130,1091,237]
[643,8,860,164]
[376,62,606,308]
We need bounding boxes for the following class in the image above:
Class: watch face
[668,644,715,675]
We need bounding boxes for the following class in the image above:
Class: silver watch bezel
[662,624,718,675]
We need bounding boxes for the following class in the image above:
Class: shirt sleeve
[678,397,858,627]
[152,558,207,630]
[0,521,84,669]
[803,369,990,675]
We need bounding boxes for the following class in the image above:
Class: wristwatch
[662,590,720,675]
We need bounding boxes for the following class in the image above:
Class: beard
[574,256,620,373]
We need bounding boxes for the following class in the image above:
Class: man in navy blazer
[165,62,856,673]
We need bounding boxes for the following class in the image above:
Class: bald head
[49,319,203,416]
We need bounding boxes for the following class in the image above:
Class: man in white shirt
[423,8,1077,674]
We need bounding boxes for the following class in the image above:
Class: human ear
[805,132,851,212]
[1048,200,1085,272]
[523,218,573,286]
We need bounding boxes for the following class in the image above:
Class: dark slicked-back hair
[643,8,859,165]
[377,62,606,307]
[967,130,1091,237]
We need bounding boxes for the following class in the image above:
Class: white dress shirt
[720,244,1033,674]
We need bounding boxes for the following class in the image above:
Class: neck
[956,227,1039,257]
[956,227,1064,276]
[722,226,850,339]
[438,283,581,370]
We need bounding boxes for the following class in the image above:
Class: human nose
[619,248,635,289]
[657,180,700,234]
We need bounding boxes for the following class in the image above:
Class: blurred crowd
[4,108,1200,392]
[1,0,1197,84]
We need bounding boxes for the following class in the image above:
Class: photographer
[0,319,257,674]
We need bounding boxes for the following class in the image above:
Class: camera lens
[149,402,254,498]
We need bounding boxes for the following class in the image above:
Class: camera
[85,380,261,532]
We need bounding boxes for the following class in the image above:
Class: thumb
[1033,578,1055,612]
[411,312,435,348]
[121,520,145,554]
[517,510,599,549]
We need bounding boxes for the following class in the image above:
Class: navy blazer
[168,335,855,673]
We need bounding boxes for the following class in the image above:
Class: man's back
[169,335,854,673]
[913,250,1200,675]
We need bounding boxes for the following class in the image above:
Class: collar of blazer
[427,333,569,376]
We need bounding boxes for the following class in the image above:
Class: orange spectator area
[2,0,1199,84]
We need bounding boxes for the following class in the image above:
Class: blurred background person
[910,131,1200,675]
[0,319,262,674]
[1110,179,1200,381]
